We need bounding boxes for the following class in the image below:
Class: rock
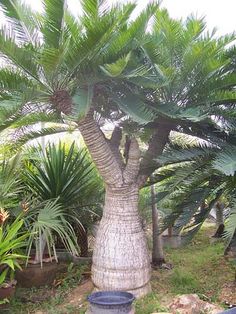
[169,294,223,314]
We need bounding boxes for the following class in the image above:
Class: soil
[33,279,94,314]
[219,281,236,306]
[58,279,93,310]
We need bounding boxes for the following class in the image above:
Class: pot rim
[87,291,135,306]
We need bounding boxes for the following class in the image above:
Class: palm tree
[0,2,236,296]
[0,0,158,296]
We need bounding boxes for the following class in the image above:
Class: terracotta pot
[15,261,58,288]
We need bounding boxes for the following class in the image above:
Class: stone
[169,294,223,314]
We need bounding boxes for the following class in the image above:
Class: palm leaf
[42,0,66,48]
[213,147,236,176]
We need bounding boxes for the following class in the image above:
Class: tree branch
[78,112,123,186]
[138,126,171,187]
[123,138,141,184]
[108,126,124,169]
[110,126,122,148]
[123,135,131,164]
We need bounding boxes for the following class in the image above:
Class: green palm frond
[112,90,155,124]
[157,145,215,165]
[0,154,22,209]
[0,0,40,44]
[11,112,59,129]
[0,28,42,84]
[182,193,222,241]
[156,131,236,242]
[0,103,23,132]
[80,0,108,19]
[42,0,66,48]
[7,125,73,151]
[0,68,34,92]
[213,147,236,176]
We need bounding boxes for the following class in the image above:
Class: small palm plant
[23,141,102,208]
[22,141,103,258]
[24,199,79,267]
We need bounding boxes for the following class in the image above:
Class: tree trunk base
[91,185,151,299]
[152,258,166,267]
[93,281,151,298]
[212,224,225,238]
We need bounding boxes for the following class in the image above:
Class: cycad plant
[155,133,236,247]
[0,0,158,295]
[0,0,236,295]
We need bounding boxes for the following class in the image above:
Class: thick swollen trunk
[92,185,151,296]
[151,184,165,266]
[78,114,151,297]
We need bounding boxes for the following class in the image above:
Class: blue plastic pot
[219,308,236,314]
[87,291,135,314]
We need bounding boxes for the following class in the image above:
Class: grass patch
[8,223,236,313]
[135,293,168,314]
[169,269,200,294]
[9,263,85,314]
[151,223,236,305]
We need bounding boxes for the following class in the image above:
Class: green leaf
[180,107,208,122]
[0,269,8,285]
[213,147,236,176]
[42,0,66,48]
[112,89,155,124]
[72,86,93,119]
[2,259,14,270]
[100,52,131,77]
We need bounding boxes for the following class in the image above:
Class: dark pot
[15,261,58,288]
[56,249,92,265]
[0,285,15,309]
[87,291,135,314]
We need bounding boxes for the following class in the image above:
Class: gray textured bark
[93,184,151,296]
[77,112,172,296]
[150,184,165,266]
[78,113,151,297]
